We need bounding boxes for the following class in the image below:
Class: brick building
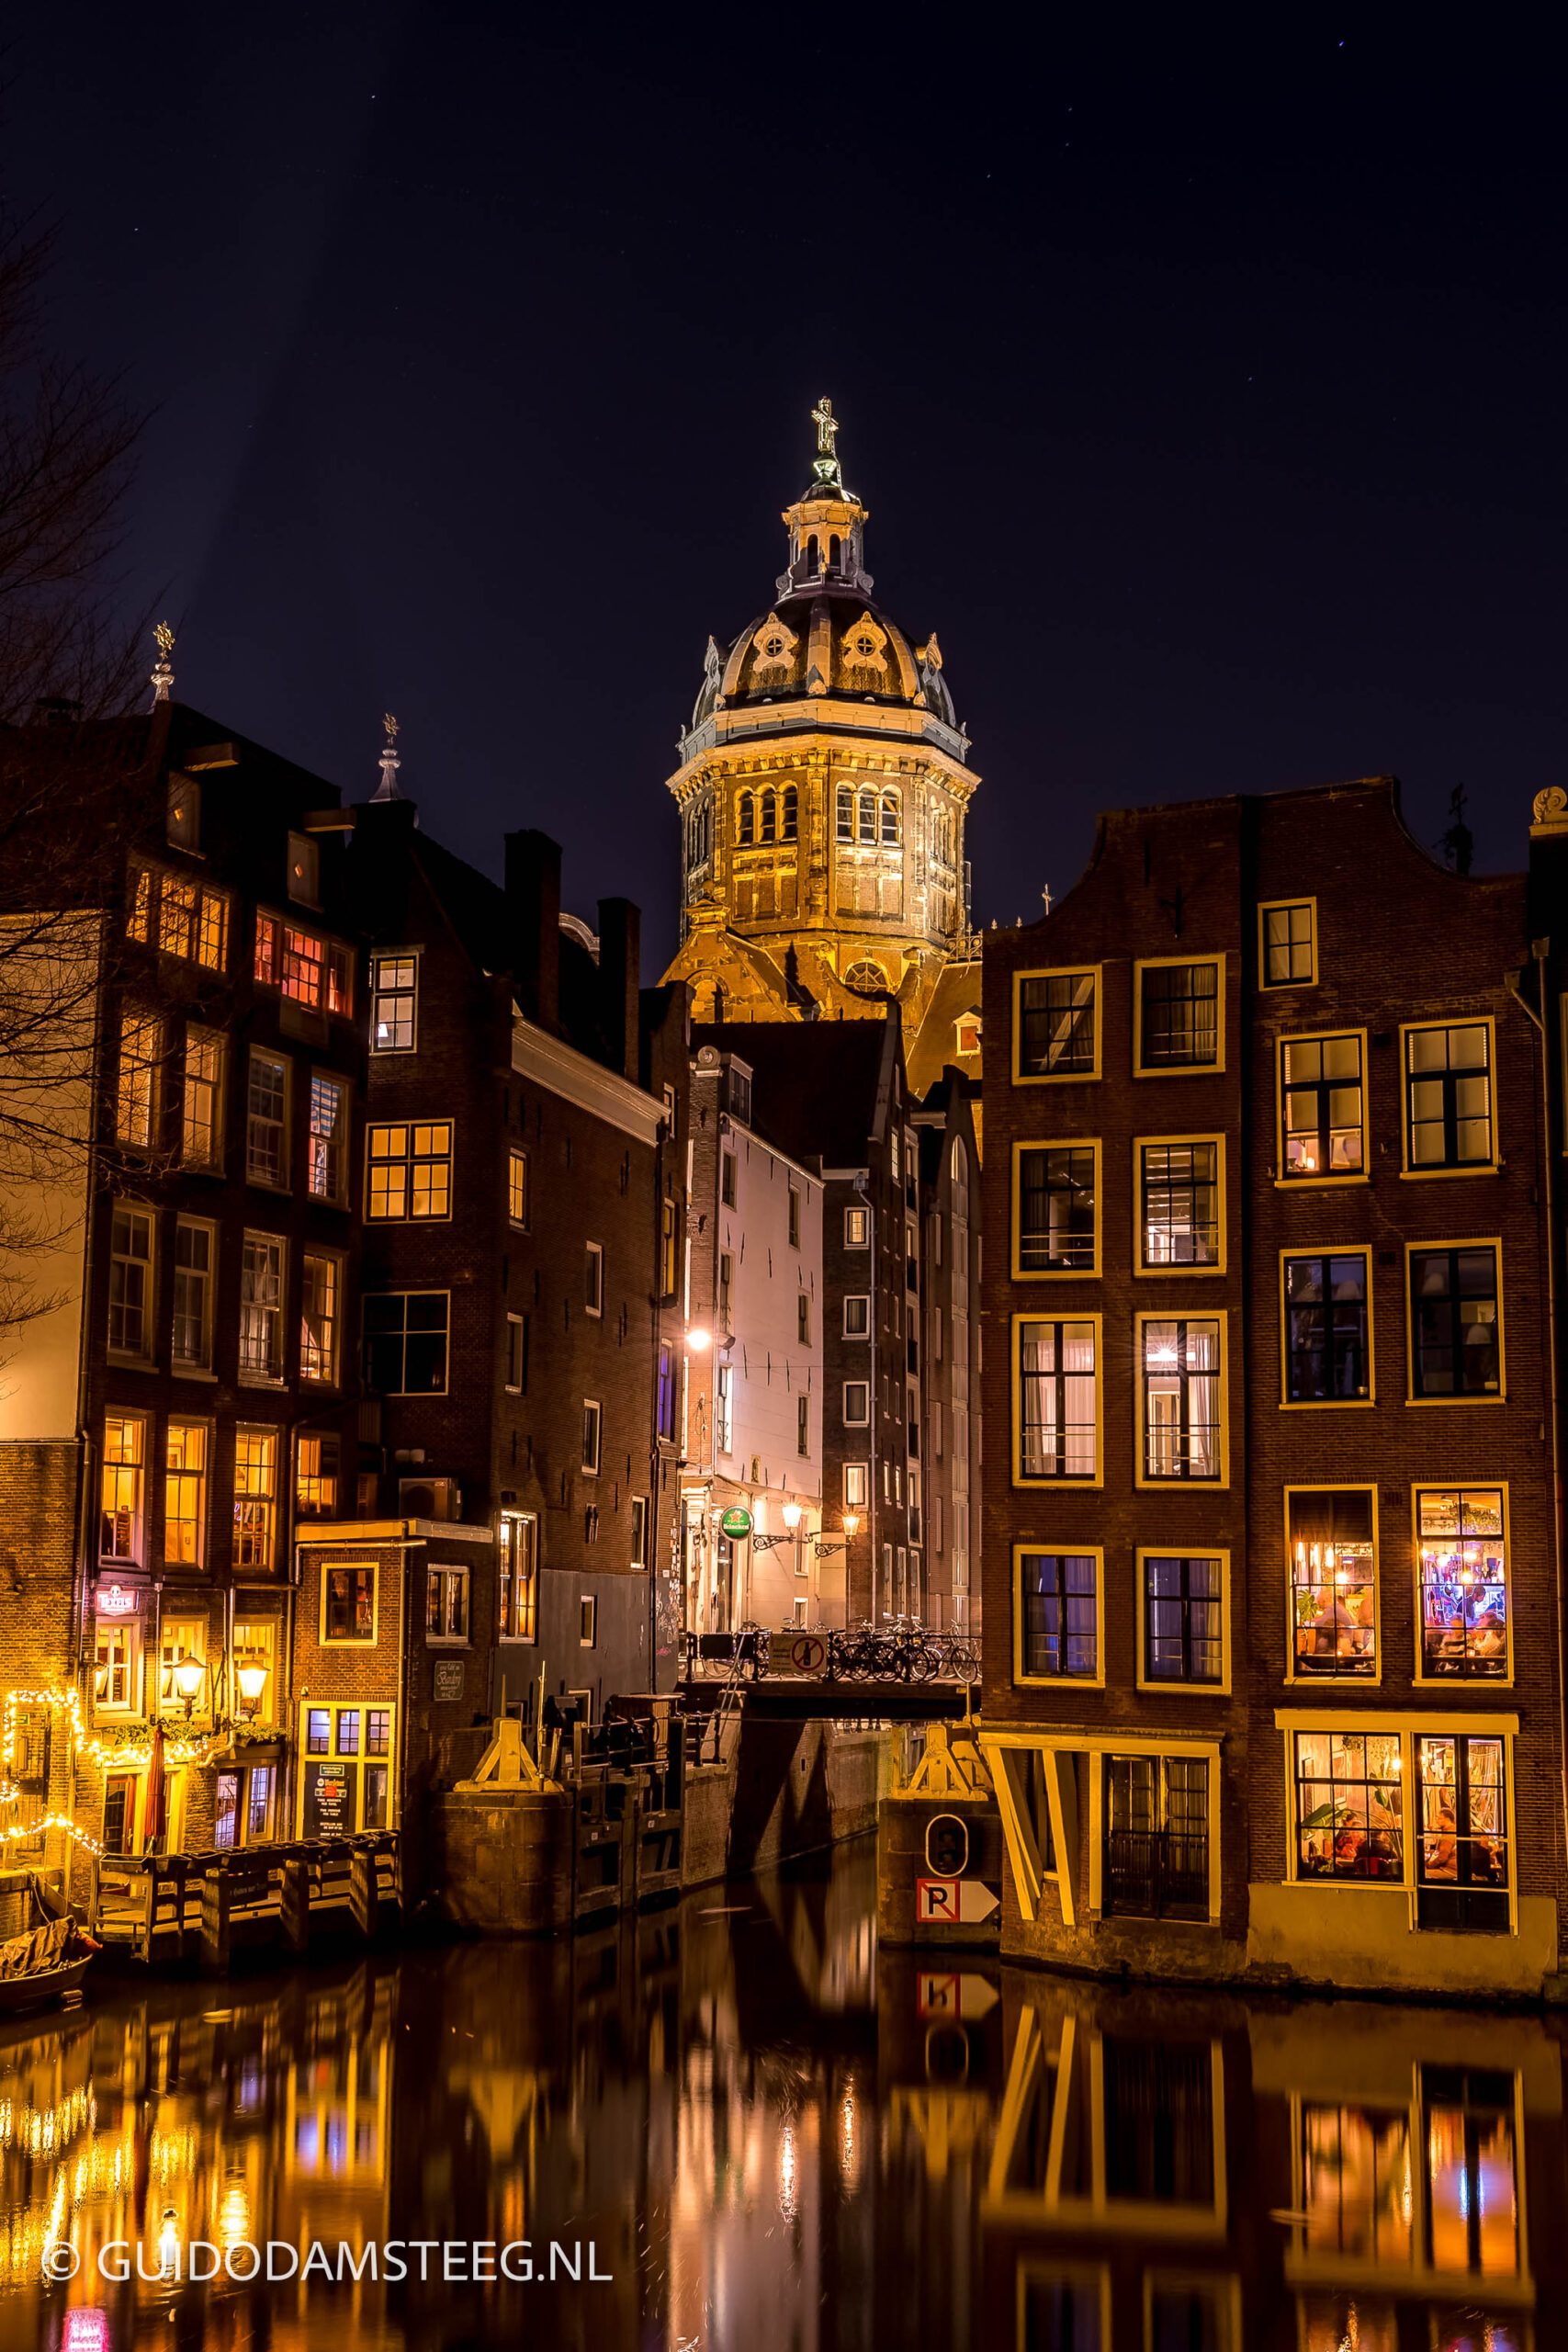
[0,695,366,1890]
[978,775,1568,1996]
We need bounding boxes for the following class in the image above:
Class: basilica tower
[661,402,981,1086]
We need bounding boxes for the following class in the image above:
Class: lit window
[299,1251,340,1383]
[581,1399,602,1475]
[581,1596,597,1648]
[880,792,899,845]
[657,1339,675,1440]
[426,1565,470,1642]
[1280,1034,1364,1177]
[100,1413,146,1562]
[163,1423,208,1566]
[1139,1317,1223,1481]
[1143,1555,1224,1685]
[498,1513,538,1640]
[1015,1143,1096,1273]
[197,890,228,972]
[107,1206,154,1358]
[95,1623,140,1717]
[1404,1023,1494,1169]
[843,1295,870,1335]
[1139,1141,1221,1267]
[240,1234,285,1378]
[1416,1738,1510,1930]
[127,866,151,942]
[843,1205,869,1248]
[327,943,353,1016]
[1282,1251,1370,1401]
[296,1433,340,1517]
[322,1565,376,1644]
[1290,1488,1377,1678]
[254,913,277,986]
[281,926,324,1010]
[584,1240,604,1317]
[843,1463,868,1509]
[117,1012,160,1148]
[1260,899,1314,987]
[1417,1487,1508,1679]
[166,775,199,848]
[233,1429,278,1570]
[1409,1244,1501,1397]
[246,1050,288,1187]
[371,955,418,1051]
[1138,961,1221,1069]
[366,1121,453,1219]
[1015,1317,1099,1481]
[956,1015,981,1055]
[158,1617,207,1710]
[843,1382,871,1426]
[508,1148,529,1226]
[160,875,198,958]
[1293,1729,1403,1881]
[857,790,875,844]
[231,1622,276,1723]
[308,1074,346,1202]
[171,1219,214,1371]
[835,786,853,842]
[182,1024,225,1167]
[1017,1552,1099,1679]
[1016,969,1096,1079]
[364,1292,449,1395]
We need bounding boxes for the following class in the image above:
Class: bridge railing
[682,1625,980,1685]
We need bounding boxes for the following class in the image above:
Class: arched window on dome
[703,801,713,861]
[761,790,776,844]
[836,786,853,842]
[881,792,900,846]
[739,792,755,846]
[843,958,887,998]
[807,536,820,574]
[783,786,798,842]
[829,535,840,572]
[858,790,876,846]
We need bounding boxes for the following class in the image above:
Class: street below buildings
[0,1835,1560,2350]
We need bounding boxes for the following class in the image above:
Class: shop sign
[94,1582,141,1617]
[302,1759,352,1838]
[433,1659,465,1703]
[719,1508,752,1539]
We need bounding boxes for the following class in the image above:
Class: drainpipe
[1506,945,1568,1879]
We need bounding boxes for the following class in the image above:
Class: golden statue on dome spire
[809,395,844,491]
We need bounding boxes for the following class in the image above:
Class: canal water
[0,1834,1560,2349]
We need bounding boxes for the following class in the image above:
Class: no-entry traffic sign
[915,1876,999,1925]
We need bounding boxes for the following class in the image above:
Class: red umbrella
[143,1722,166,1855]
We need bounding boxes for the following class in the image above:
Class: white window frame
[584,1240,604,1317]
[370,953,419,1053]
[842,1381,871,1427]
[425,1564,471,1645]
[581,1398,603,1476]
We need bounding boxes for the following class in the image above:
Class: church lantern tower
[661,401,979,1052]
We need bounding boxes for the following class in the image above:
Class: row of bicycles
[683,1616,979,1684]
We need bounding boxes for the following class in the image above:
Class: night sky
[11,14,1564,971]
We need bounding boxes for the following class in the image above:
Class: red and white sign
[94,1582,141,1617]
[917,1971,999,2020]
[788,1633,829,1674]
[915,1876,999,1925]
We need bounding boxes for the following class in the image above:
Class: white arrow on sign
[915,1876,1000,1925]
[917,1971,999,2020]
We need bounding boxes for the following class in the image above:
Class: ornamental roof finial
[372,710,403,801]
[150,621,175,707]
[809,395,843,491]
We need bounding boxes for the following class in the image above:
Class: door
[1416,1736,1509,1931]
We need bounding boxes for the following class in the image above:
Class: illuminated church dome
[662,400,981,1083]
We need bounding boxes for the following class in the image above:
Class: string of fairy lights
[0,1687,224,1860]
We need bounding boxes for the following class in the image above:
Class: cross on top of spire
[809,395,844,491]
[373,711,404,801]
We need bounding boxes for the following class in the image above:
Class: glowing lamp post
[236,1663,268,1722]
[173,1657,205,1723]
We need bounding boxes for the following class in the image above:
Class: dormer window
[764,634,785,660]
[288,832,320,906]
[166,776,199,850]
[853,632,876,659]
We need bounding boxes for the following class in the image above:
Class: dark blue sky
[12,11,1564,969]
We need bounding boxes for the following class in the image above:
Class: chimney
[504,829,561,1031]
[597,897,641,1084]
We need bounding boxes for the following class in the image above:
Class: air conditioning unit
[399,1476,461,1523]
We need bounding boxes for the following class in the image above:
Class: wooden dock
[89,1834,401,1970]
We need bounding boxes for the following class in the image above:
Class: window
[880,792,899,845]
[254,912,277,986]
[715,1365,734,1455]
[1015,1550,1100,1680]
[308,1075,346,1202]
[508,1148,529,1227]
[296,1433,340,1517]
[100,1413,146,1562]
[660,1194,678,1300]
[835,786,852,842]
[166,775,199,848]
[297,1699,394,1833]
[371,955,418,1051]
[1259,899,1315,987]
[1138,1139,1223,1269]
[280,925,324,1010]
[581,1596,598,1647]
[231,1621,276,1724]
[1015,1317,1100,1483]
[1404,1021,1495,1170]
[246,1051,288,1187]
[107,1206,154,1357]
[782,786,798,841]
[197,889,229,973]
[581,1399,602,1475]
[1280,1033,1365,1178]
[584,1240,604,1317]
[843,1295,870,1336]
[498,1513,538,1640]
[322,1564,377,1644]
[1416,1487,1508,1679]
[426,1565,470,1642]
[159,876,197,959]
[787,1184,801,1248]
[299,1251,340,1383]
[158,1617,207,1711]
[1136,958,1222,1071]
[164,1422,208,1565]
[127,865,152,942]
[233,1430,278,1571]
[96,1628,140,1721]
[1014,1142,1098,1274]
[857,790,876,844]
[842,1382,870,1426]
[1289,1488,1377,1678]
[1139,1317,1224,1481]
[760,789,776,843]
[956,1014,981,1056]
[1015,968,1098,1080]
[182,1026,225,1166]
[843,1205,869,1248]
[721,1152,737,1207]
[1141,1555,1224,1687]
[287,831,319,905]
[1281,1250,1371,1403]
[631,1495,648,1567]
[738,791,754,845]
[843,1462,868,1509]
[1293,1729,1404,1881]
[1103,1758,1212,1918]
[367,1121,453,1219]
[1416,1736,1509,1929]
[796,1293,811,1345]
[328,944,353,1016]
[797,1394,809,1456]
[505,1312,528,1394]
[657,1339,675,1440]
[1408,1243,1502,1398]
[172,1219,214,1371]
[117,1012,160,1148]
[239,1234,285,1379]
[364,1292,449,1394]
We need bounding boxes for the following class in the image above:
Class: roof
[692,1017,898,1170]
[905,956,983,1098]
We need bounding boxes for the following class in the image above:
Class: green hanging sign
[720,1508,752,1539]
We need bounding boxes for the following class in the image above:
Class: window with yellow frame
[1011,1313,1102,1486]
[1011,967,1100,1083]
[1276,1030,1368,1182]
[1012,1138,1100,1276]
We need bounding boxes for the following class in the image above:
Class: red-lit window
[282,927,324,1010]
[328,943,353,1016]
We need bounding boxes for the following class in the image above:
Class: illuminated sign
[94,1582,141,1617]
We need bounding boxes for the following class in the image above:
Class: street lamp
[686,1328,712,1352]
[842,1512,861,1542]
[782,1502,803,1532]
[173,1656,204,1722]
[236,1663,268,1721]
